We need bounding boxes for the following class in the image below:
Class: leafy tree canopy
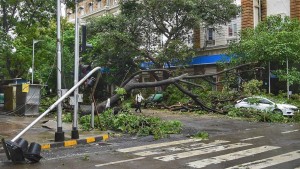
[228,16,300,63]
[228,16,300,84]
[86,0,239,85]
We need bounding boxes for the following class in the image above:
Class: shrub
[79,110,182,139]
[242,79,263,96]
[193,131,209,139]
[255,112,288,123]
[165,85,189,105]
[227,107,295,123]
[62,112,72,122]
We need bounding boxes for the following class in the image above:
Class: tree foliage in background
[227,16,300,84]
[0,0,58,78]
[0,0,76,90]
[86,0,240,85]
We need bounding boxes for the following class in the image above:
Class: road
[1,110,300,168]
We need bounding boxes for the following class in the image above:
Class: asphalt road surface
[1,110,300,169]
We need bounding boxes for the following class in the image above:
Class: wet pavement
[1,108,300,168]
[0,112,107,146]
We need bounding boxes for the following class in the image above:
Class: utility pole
[268,61,271,94]
[55,0,64,142]
[287,58,289,99]
[72,0,79,139]
[32,40,43,84]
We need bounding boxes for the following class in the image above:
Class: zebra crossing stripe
[189,140,230,147]
[226,150,300,169]
[187,146,280,168]
[281,130,298,134]
[134,140,229,157]
[240,136,264,141]
[95,157,145,167]
[154,143,252,162]
[117,139,202,153]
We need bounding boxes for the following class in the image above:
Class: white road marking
[294,167,300,169]
[240,136,264,141]
[281,130,299,134]
[95,157,145,167]
[134,150,164,156]
[187,146,280,169]
[134,140,229,157]
[154,143,252,162]
[117,139,202,153]
[46,152,92,161]
[190,140,230,147]
[226,150,300,169]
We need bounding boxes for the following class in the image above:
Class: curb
[41,133,109,150]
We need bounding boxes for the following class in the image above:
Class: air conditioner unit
[227,38,237,44]
[206,40,215,45]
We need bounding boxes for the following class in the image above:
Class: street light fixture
[32,39,43,84]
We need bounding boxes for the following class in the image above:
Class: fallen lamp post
[1,67,101,163]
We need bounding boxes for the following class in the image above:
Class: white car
[235,96,298,116]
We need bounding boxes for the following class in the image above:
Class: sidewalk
[0,113,109,151]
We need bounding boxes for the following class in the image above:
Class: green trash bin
[0,93,4,104]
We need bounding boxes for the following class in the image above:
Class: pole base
[54,131,65,142]
[71,129,79,139]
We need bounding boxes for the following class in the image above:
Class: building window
[67,11,73,19]
[113,0,118,6]
[97,0,102,9]
[188,35,191,44]
[228,23,237,37]
[206,28,215,46]
[79,6,84,16]
[253,0,261,27]
[207,28,215,41]
[89,2,93,13]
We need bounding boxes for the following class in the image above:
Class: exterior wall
[197,15,241,56]
[193,28,201,49]
[242,0,299,27]
[197,0,241,50]
[66,0,119,23]
[290,0,300,19]
[267,0,290,16]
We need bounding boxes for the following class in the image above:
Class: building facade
[66,0,300,91]
[66,0,119,23]
[193,0,300,79]
[242,0,300,29]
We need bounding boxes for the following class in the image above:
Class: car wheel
[273,109,282,114]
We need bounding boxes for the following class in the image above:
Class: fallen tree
[96,63,254,113]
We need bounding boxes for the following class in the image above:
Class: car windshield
[259,98,273,104]
[244,97,274,105]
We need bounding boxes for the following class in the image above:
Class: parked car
[235,96,298,116]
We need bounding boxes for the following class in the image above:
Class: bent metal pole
[11,67,101,142]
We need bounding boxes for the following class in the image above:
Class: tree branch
[185,63,253,79]
[173,82,219,113]
[179,80,204,89]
